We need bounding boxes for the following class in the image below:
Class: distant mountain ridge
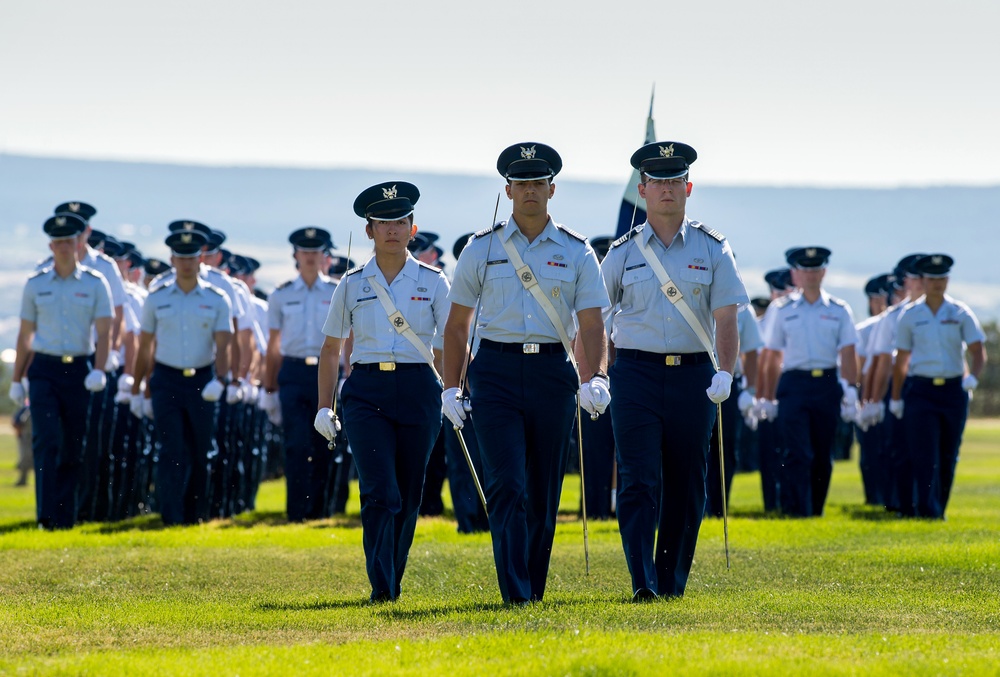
[1,153,997,349]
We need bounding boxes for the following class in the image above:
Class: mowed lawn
[1,421,998,676]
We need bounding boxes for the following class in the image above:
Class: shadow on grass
[253,595,642,617]
[0,519,38,534]
[839,504,906,521]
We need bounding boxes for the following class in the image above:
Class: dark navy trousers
[903,377,968,518]
[581,405,616,520]
[342,364,441,601]
[856,417,884,506]
[27,355,93,529]
[278,359,333,522]
[468,346,577,603]
[757,418,782,511]
[776,369,842,517]
[149,364,217,526]
[610,355,716,598]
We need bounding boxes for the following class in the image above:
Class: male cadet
[601,141,746,601]
[854,273,893,505]
[865,254,925,514]
[131,230,233,526]
[51,202,128,522]
[442,142,610,605]
[11,214,113,529]
[760,247,858,517]
[263,227,339,522]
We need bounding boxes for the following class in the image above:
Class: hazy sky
[2,0,997,186]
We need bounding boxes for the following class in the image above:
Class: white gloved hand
[313,407,341,441]
[142,397,154,420]
[737,390,755,415]
[105,351,121,372]
[114,374,135,404]
[130,393,145,419]
[759,399,779,421]
[8,381,25,406]
[244,382,258,403]
[267,406,282,427]
[889,399,904,419]
[258,389,279,412]
[588,375,611,415]
[743,402,759,431]
[840,386,859,422]
[874,401,885,424]
[202,378,225,402]
[225,383,243,404]
[706,371,734,404]
[441,387,469,429]
[84,368,107,392]
[962,375,978,391]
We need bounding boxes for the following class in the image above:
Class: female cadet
[315,182,449,603]
[890,254,986,519]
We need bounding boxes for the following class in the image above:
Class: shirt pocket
[678,267,713,311]
[194,305,218,331]
[536,263,576,307]
[619,265,655,312]
[154,305,178,334]
[482,263,515,315]
[352,297,381,341]
[281,302,306,334]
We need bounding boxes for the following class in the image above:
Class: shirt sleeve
[19,281,37,323]
[959,304,986,344]
[763,305,786,350]
[215,294,234,334]
[600,247,625,310]
[895,309,914,351]
[140,294,158,334]
[447,241,484,309]
[837,303,859,350]
[322,276,351,339]
[573,245,610,312]
[709,240,750,311]
[431,273,451,351]
[94,275,114,319]
[738,306,765,353]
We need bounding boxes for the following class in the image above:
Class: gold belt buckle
[811,369,824,377]
[664,355,681,366]
[305,356,319,366]
[61,355,74,364]
[182,368,196,377]
[523,343,540,354]
[932,377,946,386]
[379,362,396,372]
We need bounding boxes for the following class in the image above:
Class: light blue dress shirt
[20,264,114,356]
[449,216,608,346]
[268,273,338,358]
[895,294,984,378]
[140,279,233,369]
[765,290,858,370]
[323,255,450,364]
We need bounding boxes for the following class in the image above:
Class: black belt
[284,356,320,366]
[155,362,212,378]
[34,352,91,364]
[785,368,837,378]
[617,349,712,366]
[910,375,961,386]
[479,339,565,355]
[351,362,426,372]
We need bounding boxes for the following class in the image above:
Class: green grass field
[1,421,998,675]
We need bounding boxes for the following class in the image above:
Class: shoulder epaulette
[204,283,226,298]
[276,279,294,290]
[609,225,642,251]
[473,221,505,239]
[28,268,45,279]
[829,296,847,307]
[690,220,725,243]
[151,270,171,285]
[555,223,587,243]
[344,265,364,277]
[772,295,794,309]
[417,261,442,274]
[81,267,103,280]
[254,289,269,301]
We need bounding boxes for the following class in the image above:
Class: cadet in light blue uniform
[763,247,859,517]
[316,182,449,603]
[890,255,986,518]
[11,214,113,529]
[131,230,234,526]
[264,227,339,522]
[443,143,609,605]
[855,273,892,506]
[602,141,747,600]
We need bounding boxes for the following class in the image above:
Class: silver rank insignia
[551,287,560,299]
[659,144,675,158]
[806,248,817,258]
[520,145,536,159]
[68,202,81,212]
[382,185,398,200]
[305,228,316,238]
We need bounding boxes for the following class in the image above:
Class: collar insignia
[659,144,675,158]
[382,185,397,200]
[520,145,536,159]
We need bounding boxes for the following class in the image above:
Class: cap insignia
[55,217,66,226]
[68,202,81,212]
[659,144,675,158]
[520,145,536,159]
[382,185,398,200]
[805,248,817,258]
[932,255,943,265]
[183,222,195,231]
[305,228,316,238]
[181,234,193,244]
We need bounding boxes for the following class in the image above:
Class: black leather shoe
[632,588,658,603]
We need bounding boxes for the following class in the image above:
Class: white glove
[313,407,341,441]
[962,375,978,391]
[759,399,778,421]
[737,390,755,415]
[104,351,121,372]
[441,387,470,429]
[114,374,135,404]
[225,383,243,404]
[84,369,107,392]
[202,378,225,402]
[130,393,145,419]
[579,376,611,417]
[840,386,859,422]
[706,371,734,404]
[8,381,25,406]
[142,397,154,420]
[874,401,885,424]
[258,388,276,411]
[243,381,257,403]
[889,399,904,419]
[743,402,759,431]
[267,406,282,426]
